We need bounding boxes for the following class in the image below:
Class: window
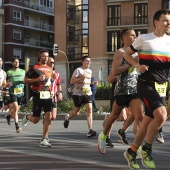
[13,29,22,40]
[25,16,30,26]
[40,0,53,8]
[107,31,121,52]
[135,29,147,37]
[13,48,21,59]
[134,3,148,24]
[13,11,21,21]
[66,0,89,61]
[108,5,121,26]
[162,0,170,9]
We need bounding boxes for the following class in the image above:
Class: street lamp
[53,44,70,97]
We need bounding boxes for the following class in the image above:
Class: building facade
[2,0,55,71]
[54,0,170,98]
[0,0,169,98]
[0,0,4,57]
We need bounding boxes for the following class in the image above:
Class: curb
[0,112,107,120]
[1,112,170,121]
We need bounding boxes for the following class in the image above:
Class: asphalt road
[0,115,170,170]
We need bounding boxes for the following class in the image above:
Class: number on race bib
[155,82,167,97]
[14,88,22,94]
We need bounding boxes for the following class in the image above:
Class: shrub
[96,83,112,100]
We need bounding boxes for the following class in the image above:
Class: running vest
[114,52,138,96]
[7,68,25,97]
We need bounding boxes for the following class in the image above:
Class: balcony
[4,0,54,15]
[24,1,54,14]
[107,16,147,28]
[24,38,53,48]
[24,20,54,32]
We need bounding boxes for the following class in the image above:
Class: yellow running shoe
[97,132,106,154]
[141,148,156,169]
[124,150,139,169]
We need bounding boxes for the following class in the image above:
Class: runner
[123,9,170,169]
[63,55,97,137]
[22,49,55,147]
[6,58,25,133]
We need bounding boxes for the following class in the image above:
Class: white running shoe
[22,112,30,126]
[39,138,51,147]
[97,132,106,154]
[156,132,164,143]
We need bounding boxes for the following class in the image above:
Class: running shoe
[106,137,114,148]
[155,132,164,144]
[39,138,51,147]
[97,132,106,154]
[63,114,70,128]
[22,112,30,126]
[45,135,49,143]
[16,127,22,133]
[141,148,155,169]
[136,146,142,160]
[124,149,139,169]
[5,115,11,126]
[87,129,96,138]
[117,129,129,145]
[41,112,45,125]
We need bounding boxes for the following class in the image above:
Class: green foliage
[96,83,112,100]
[57,98,86,114]
[20,100,33,112]
[20,98,110,114]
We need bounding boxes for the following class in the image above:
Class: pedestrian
[90,77,99,113]
[98,28,144,155]
[63,55,96,138]
[41,56,63,142]
[123,9,170,169]
[22,49,55,147]
[5,58,25,133]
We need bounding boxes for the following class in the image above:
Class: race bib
[14,87,22,95]
[155,82,167,97]
[40,91,51,99]
[82,87,90,94]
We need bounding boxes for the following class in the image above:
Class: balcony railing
[24,1,54,14]
[107,16,148,26]
[24,38,53,48]
[24,20,54,32]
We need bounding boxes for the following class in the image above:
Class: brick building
[2,0,55,71]
[54,0,169,98]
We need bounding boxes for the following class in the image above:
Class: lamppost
[53,44,70,97]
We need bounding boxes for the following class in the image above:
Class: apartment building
[0,1,4,57]
[2,0,55,71]
[54,0,170,98]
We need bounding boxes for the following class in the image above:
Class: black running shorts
[32,92,52,117]
[137,79,166,118]
[115,93,139,107]
[9,94,23,105]
[73,95,92,108]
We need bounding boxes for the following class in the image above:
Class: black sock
[15,123,19,129]
[142,142,152,151]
